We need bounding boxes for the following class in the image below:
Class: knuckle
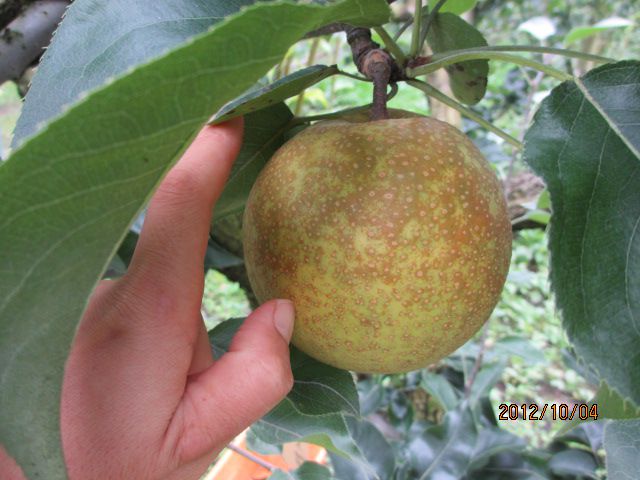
[156,168,207,208]
[255,353,294,396]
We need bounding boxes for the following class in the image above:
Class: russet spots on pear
[243,109,512,373]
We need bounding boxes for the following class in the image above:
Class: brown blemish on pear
[243,109,512,373]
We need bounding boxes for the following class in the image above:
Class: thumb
[169,299,295,464]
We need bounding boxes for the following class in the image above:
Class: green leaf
[604,419,640,479]
[467,427,526,472]
[428,0,477,15]
[409,405,478,479]
[329,417,395,480]
[289,349,360,416]
[426,12,488,105]
[0,1,392,477]
[212,65,339,123]
[549,450,598,478]
[269,462,334,480]
[468,361,506,406]
[593,383,640,420]
[212,102,294,222]
[565,17,635,46]
[420,371,460,411]
[13,0,256,145]
[488,336,546,364]
[523,60,640,409]
[250,401,374,472]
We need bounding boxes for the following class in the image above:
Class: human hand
[59,119,295,479]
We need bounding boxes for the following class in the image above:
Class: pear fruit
[242,109,511,373]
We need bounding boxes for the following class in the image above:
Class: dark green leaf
[357,379,386,416]
[212,102,294,222]
[269,462,334,480]
[426,12,489,105]
[523,60,640,409]
[593,383,640,420]
[488,337,545,365]
[0,1,392,476]
[549,450,598,478]
[288,349,360,416]
[428,0,477,15]
[472,450,551,480]
[330,417,395,480]
[409,405,478,479]
[604,419,640,479]
[555,422,604,453]
[468,427,526,472]
[468,361,506,405]
[205,240,244,270]
[420,371,460,411]
[213,65,339,123]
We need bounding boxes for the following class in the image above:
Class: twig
[420,0,447,45]
[373,26,406,65]
[410,0,423,57]
[464,325,489,398]
[226,443,278,472]
[407,79,522,148]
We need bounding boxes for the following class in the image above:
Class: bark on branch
[346,27,403,121]
[0,0,68,84]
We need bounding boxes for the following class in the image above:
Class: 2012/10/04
[498,403,599,421]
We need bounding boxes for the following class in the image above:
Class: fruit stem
[370,53,392,120]
[408,79,523,149]
[289,83,399,126]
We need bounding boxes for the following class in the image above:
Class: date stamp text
[498,403,598,421]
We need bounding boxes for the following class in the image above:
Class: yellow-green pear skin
[242,109,511,373]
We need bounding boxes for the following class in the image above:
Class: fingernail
[274,299,295,342]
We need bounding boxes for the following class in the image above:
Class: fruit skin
[242,109,511,373]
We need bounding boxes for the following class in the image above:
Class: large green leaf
[13,0,258,145]
[212,102,294,223]
[212,65,339,123]
[523,61,640,409]
[425,12,488,105]
[604,419,640,479]
[0,1,392,477]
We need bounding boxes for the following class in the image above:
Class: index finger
[127,118,244,308]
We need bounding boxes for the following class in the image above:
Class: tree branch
[345,27,404,120]
[0,0,68,84]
